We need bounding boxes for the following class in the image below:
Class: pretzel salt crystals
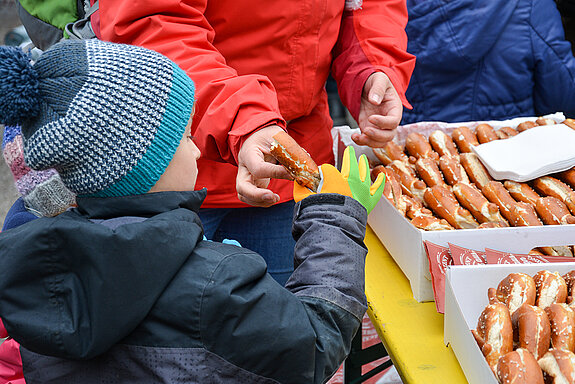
[482,181,519,222]
[423,184,479,229]
[538,349,575,383]
[372,141,411,166]
[504,181,540,207]
[534,270,568,310]
[535,196,575,225]
[495,126,519,140]
[460,153,493,190]
[557,168,575,190]
[475,123,499,144]
[270,131,320,192]
[511,304,551,360]
[438,155,470,186]
[402,194,433,219]
[405,132,438,160]
[545,303,575,352]
[516,120,538,132]
[472,299,513,373]
[415,157,445,187]
[508,202,544,227]
[532,176,575,215]
[536,117,557,126]
[493,273,536,314]
[387,160,426,202]
[452,182,507,224]
[428,130,459,158]
[410,215,454,231]
[497,349,544,384]
[452,126,479,153]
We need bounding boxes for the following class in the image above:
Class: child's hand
[293,146,385,213]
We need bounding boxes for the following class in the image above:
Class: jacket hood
[406,0,519,67]
[0,190,206,359]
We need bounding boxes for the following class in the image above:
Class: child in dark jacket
[0,39,384,383]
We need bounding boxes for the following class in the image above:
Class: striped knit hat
[0,39,195,197]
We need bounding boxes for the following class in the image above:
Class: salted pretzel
[482,181,519,222]
[415,157,445,187]
[504,181,540,207]
[508,202,544,227]
[532,176,575,215]
[372,141,412,167]
[511,303,551,360]
[460,153,493,190]
[534,270,568,310]
[563,271,575,306]
[516,121,538,132]
[387,160,426,202]
[410,215,454,231]
[405,132,438,160]
[545,303,575,352]
[423,184,479,229]
[270,131,320,191]
[452,182,507,224]
[495,126,519,140]
[475,123,499,144]
[452,126,479,153]
[535,196,575,225]
[497,349,544,384]
[428,130,459,158]
[538,349,575,383]
[536,117,557,126]
[473,297,514,374]
[402,194,433,219]
[478,221,509,229]
[557,168,575,190]
[491,273,536,315]
[563,118,575,129]
[438,155,470,186]
[373,165,408,216]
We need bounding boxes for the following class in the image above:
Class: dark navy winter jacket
[402,0,575,124]
[0,190,369,383]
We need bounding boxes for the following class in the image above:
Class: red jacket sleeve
[98,0,285,165]
[331,0,416,120]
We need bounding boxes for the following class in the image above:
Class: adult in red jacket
[97,0,415,284]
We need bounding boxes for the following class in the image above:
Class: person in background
[0,38,384,383]
[2,125,75,230]
[88,0,415,285]
[402,0,575,125]
[557,0,575,52]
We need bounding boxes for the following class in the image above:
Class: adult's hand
[236,125,293,207]
[353,72,403,148]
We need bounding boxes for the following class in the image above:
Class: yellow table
[363,226,468,383]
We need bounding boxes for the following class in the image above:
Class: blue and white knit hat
[0,39,195,197]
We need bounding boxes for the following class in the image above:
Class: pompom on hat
[0,39,195,197]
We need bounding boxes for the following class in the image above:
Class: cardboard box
[368,199,575,302]
[333,112,575,303]
[444,262,575,384]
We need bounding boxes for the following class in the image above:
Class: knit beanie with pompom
[0,39,195,197]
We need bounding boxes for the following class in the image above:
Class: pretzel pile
[371,117,575,257]
[473,270,575,383]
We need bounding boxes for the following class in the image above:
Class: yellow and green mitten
[294,146,385,213]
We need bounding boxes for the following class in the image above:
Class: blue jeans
[199,201,296,286]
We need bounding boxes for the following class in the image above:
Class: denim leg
[198,207,230,240]
[198,201,296,286]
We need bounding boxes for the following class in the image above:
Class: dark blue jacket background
[402,0,575,124]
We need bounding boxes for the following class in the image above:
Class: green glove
[340,146,385,213]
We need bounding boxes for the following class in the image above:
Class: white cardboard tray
[335,113,575,302]
[444,262,575,384]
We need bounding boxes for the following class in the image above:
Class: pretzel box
[444,262,575,384]
[334,113,575,302]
